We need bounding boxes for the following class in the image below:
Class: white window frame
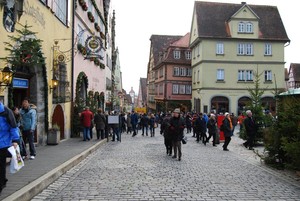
[246,22,253,33]
[264,44,272,55]
[172,84,179,94]
[54,0,67,24]
[216,43,224,55]
[78,25,84,45]
[185,51,191,60]
[179,85,186,94]
[173,50,181,59]
[246,70,253,81]
[265,70,272,81]
[173,67,179,76]
[237,43,253,55]
[238,22,245,33]
[187,68,192,77]
[186,85,192,94]
[180,67,186,76]
[238,70,253,81]
[217,69,224,81]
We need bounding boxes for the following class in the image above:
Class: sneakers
[30,155,35,160]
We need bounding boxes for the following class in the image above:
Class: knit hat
[224,112,230,116]
[173,108,180,113]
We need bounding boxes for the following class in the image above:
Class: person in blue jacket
[20,97,37,160]
[0,101,19,194]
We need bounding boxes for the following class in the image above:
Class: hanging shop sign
[84,35,104,60]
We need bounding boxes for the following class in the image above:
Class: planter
[47,130,60,145]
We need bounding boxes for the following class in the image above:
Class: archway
[211,96,229,114]
[238,96,251,115]
[52,105,65,140]
[261,96,276,114]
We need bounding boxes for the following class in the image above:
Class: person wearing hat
[169,108,185,161]
[222,112,233,151]
[243,110,257,150]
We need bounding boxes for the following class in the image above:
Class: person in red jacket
[80,106,94,141]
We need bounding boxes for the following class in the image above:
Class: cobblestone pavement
[33,129,300,201]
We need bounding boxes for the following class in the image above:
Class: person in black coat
[206,114,217,146]
[194,113,207,145]
[222,112,233,151]
[169,108,185,161]
[243,110,257,150]
[160,113,172,155]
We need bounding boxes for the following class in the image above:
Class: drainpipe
[70,0,75,137]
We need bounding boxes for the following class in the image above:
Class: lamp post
[0,66,14,86]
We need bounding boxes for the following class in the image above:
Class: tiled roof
[289,63,300,81]
[194,1,289,41]
[150,35,182,66]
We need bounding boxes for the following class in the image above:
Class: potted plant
[47,124,60,145]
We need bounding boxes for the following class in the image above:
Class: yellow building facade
[190,2,289,115]
[0,0,73,144]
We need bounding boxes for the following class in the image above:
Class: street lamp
[49,75,59,93]
[0,66,14,87]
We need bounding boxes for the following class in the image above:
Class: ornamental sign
[84,35,104,60]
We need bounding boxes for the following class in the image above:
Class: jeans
[113,127,120,141]
[83,127,91,141]
[22,130,36,156]
[142,125,148,135]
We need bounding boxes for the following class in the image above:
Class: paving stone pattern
[33,130,300,201]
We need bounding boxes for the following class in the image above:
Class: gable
[193,1,289,42]
[230,4,259,20]
[189,5,199,47]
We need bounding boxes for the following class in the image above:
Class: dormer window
[238,22,253,33]
[173,50,180,59]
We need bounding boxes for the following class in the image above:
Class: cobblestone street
[33,130,300,201]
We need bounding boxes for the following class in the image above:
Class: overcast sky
[111,0,299,94]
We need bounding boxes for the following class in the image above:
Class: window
[173,84,179,94]
[159,84,163,94]
[217,69,224,81]
[173,67,179,76]
[245,44,253,55]
[237,43,253,55]
[53,0,67,24]
[197,44,200,57]
[186,85,192,94]
[185,51,191,60]
[238,70,253,81]
[155,71,158,79]
[238,22,245,33]
[179,85,186,94]
[197,70,200,82]
[193,70,196,83]
[246,22,253,33]
[216,43,224,55]
[180,68,186,76]
[159,68,163,77]
[238,22,253,33]
[264,44,272,55]
[78,25,84,45]
[265,70,272,81]
[187,68,192,76]
[173,50,180,59]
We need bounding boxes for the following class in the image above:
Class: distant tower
[129,87,135,104]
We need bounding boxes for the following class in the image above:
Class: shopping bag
[8,145,24,174]
[182,135,187,144]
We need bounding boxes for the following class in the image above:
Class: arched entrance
[261,96,276,114]
[211,96,229,114]
[238,96,251,115]
[52,105,65,140]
